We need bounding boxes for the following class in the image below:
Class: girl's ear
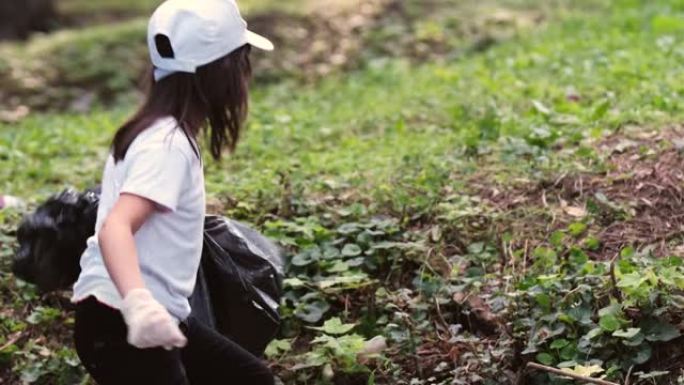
[154,34,175,59]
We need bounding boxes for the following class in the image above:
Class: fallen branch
[526,362,621,385]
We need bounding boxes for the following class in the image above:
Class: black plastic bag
[199,216,284,356]
[13,188,284,356]
[13,188,99,292]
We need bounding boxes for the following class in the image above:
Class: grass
[0,0,587,113]
[0,0,304,110]
[3,0,684,384]
[4,0,684,209]
[58,0,315,20]
[0,0,337,111]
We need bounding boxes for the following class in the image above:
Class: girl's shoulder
[127,116,198,164]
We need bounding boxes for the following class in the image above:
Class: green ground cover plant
[3,0,684,384]
[57,0,308,22]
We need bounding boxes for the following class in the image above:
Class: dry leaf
[560,364,604,378]
[564,206,587,218]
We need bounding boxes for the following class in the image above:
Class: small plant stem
[403,316,423,379]
[525,362,621,385]
[409,336,423,378]
[624,365,634,385]
[433,297,452,340]
[522,239,529,277]
[553,172,568,188]
[498,235,507,277]
[608,252,622,301]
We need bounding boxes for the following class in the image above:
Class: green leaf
[585,327,603,339]
[567,222,587,237]
[467,242,486,254]
[316,273,369,289]
[532,246,557,268]
[322,246,341,259]
[533,247,555,258]
[550,339,570,350]
[265,339,292,358]
[652,14,684,33]
[327,260,350,273]
[584,236,600,251]
[25,307,60,325]
[641,319,681,342]
[569,247,589,265]
[591,99,610,120]
[310,317,356,335]
[295,300,330,323]
[620,246,635,258]
[291,351,327,370]
[617,272,646,289]
[559,345,577,361]
[612,328,641,339]
[622,332,645,347]
[347,257,365,267]
[598,303,621,317]
[567,305,593,325]
[549,231,565,247]
[283,277,306,288]
[599,314,620,332]
[337,223,361,235]
[536,352,554,366]
[632,344,652,365]
[292,249,320,266]
[535,293,552,313]
[20,365,43,383]
[341,244,362,257]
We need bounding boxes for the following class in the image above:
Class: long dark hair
[112,44,252,162]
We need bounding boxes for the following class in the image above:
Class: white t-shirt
[71,116,206,322]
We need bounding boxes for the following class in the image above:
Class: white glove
[120,288,187,350]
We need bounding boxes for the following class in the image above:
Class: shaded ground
[472,128,684,259]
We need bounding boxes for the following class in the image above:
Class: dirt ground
[473,127,684,259]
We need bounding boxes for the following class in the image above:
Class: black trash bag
[188,261,217,330]
[13,189,284,356]
[199,215,284,356]
[13,188,99,292]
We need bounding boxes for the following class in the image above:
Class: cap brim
[246,30,274,51]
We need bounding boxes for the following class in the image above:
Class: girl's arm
[98,192,186,350]
[98,193,155,298]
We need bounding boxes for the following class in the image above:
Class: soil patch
[473,128,684,258]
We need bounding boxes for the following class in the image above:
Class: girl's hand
[120,288,187,350]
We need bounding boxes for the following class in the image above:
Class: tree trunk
[0,0,57,41]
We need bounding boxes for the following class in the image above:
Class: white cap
[148,0,274,81]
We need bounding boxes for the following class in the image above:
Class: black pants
[74,296,274,385]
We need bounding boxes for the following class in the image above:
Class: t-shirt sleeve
[119,144,190,212]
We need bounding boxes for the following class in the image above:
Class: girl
[70,1,275,384]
